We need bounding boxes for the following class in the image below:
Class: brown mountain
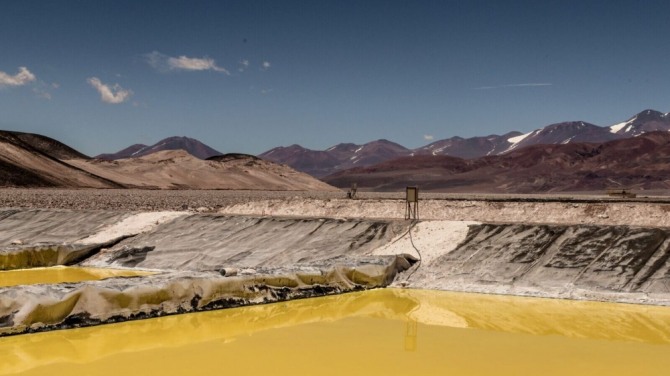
[0,131,121,188]
[609,109,670,136]
[414,132,522,158]
[503,121,622,153]
[259,144,341,178]
[96,136,222,160]
[67,150,338,191]
[323,131,670,193]
[259,139,410,178]
[95,144,147,160]
[1,130,337,191]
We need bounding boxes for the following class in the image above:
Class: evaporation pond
[2,288,670,376]
[0,266,154,287]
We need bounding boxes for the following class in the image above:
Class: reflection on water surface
[1,288,669,375]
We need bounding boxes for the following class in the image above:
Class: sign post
[405,186,419,220]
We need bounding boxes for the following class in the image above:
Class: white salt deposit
[76,211,186,245]
[371,220,479,264]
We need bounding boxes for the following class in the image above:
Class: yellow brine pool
[0,266,154,287]
[1,288,669,376]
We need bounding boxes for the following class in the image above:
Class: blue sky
[1,0,669,156]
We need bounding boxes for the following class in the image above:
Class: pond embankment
[0,209,414,335]
[3,195,670,335]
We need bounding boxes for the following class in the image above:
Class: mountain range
[260,109,670,177]
[4,108,670,193]
[323,130,670,193]
[0,131,334,191]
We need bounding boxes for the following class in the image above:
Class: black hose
[404,219,422,281]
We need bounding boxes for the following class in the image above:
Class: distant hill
[259,139,410,178]
[502,121,621,153]
[3,131,90,160]
[206,153,262,162]
[413,132,522,158]
[260,109,670,178]
[96,144,147,160]
[69,150,338,191]
[0,131,120,188]
[322,131,670,193]
[96,136,222,160]
[608,109,670,136]
[0,130,336,191]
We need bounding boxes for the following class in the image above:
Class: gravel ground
[0,189,360,212]
[3,188,670,212]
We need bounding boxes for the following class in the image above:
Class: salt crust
[76,212,186,245]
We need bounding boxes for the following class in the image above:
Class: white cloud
[474,83,552,90]
[145,51,169,70]
[423,134,434,141]
[261,61,271,71]
[87,77,133,104]
[145,51,229,74]
[260,88,273,95]
[32,88,51,100]
[31,80,58,100]
[238,59,250,72]
[0,66,36,87]
[168,56,229,74]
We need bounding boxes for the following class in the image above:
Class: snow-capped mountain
[259,109,670,178]
[322,130,670,193]
[414,132,522,158]
[502,121,622,153]
[609,109,670,137]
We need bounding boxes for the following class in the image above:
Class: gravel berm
[3,188,670,212]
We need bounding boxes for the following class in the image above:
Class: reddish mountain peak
[325,143,360,159]
[96,144,148,160]
[259,144,313,159]
[259,144,339,177]
[416,133,519,159]
[327,142,358,150]
[633,109,667,122]
[95,136,222,160]
[609,109,670,137]
[543,121,599,130]
[364,139,409,150]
